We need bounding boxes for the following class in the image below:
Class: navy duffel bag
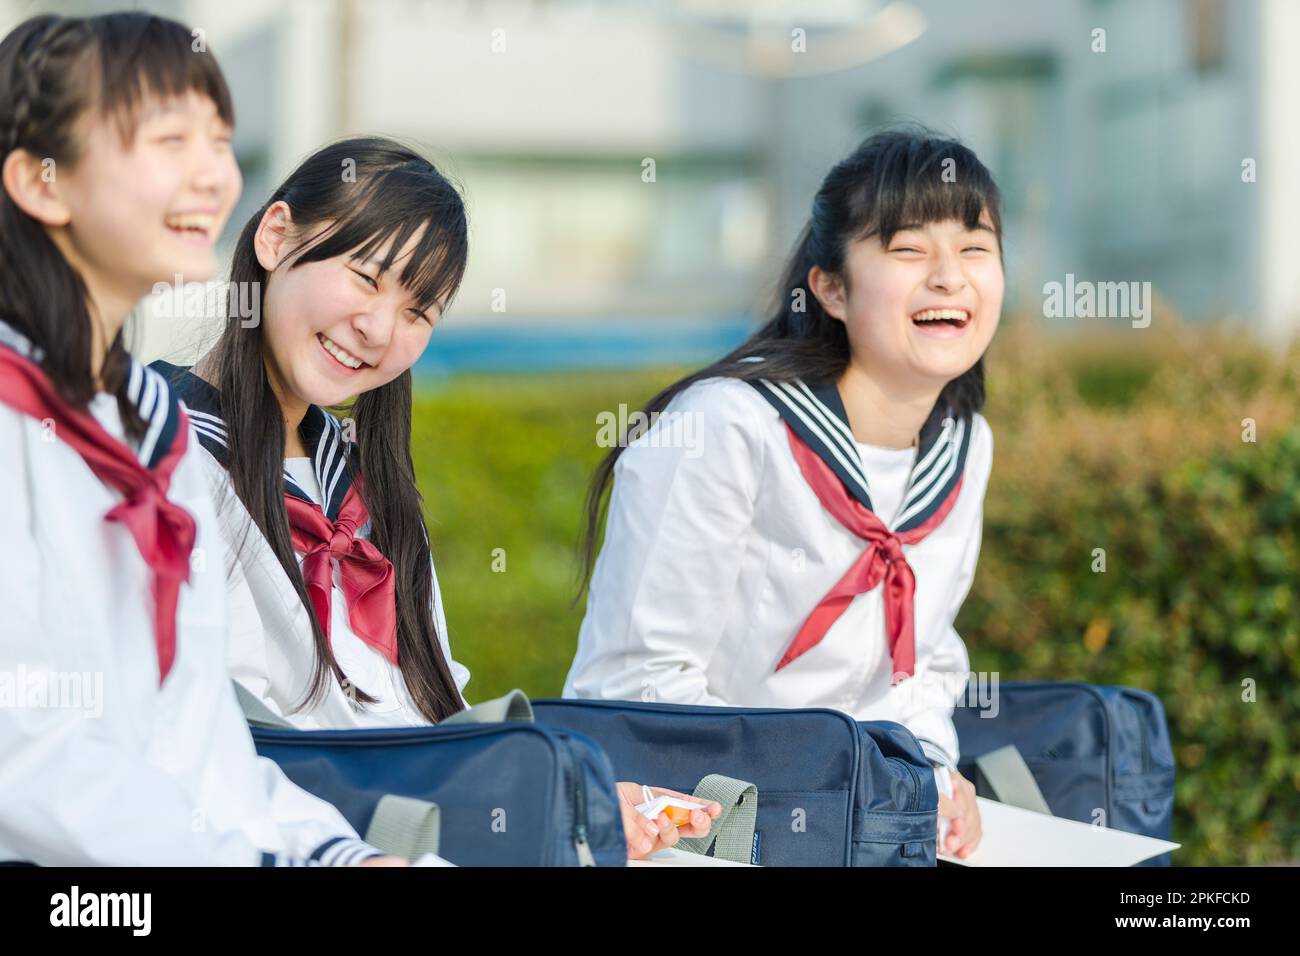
[533,698,938,866]
[953,680,1176,866]
[251,719,627,867]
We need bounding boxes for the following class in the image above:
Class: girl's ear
[808,265,848,322]
[253,200,295,272]
[2,149,72,227]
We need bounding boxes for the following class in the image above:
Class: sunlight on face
[52,89,240,305]
[837,215,1004,390]
[260,225,445,410]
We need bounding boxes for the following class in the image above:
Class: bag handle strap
[440,688,534,725]
[674,774,759,864]
[973,744,1052,815]
[232,680,295,730]
[365,795,442,860]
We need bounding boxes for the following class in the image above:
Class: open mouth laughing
[317,333,371,371]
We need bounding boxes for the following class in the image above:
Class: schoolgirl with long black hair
[566,128,1003,859]
[155,137,721,859]
[0,11,396,866]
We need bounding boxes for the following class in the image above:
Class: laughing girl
[0,12,394,865]
[566,128,1003,859]
[154,138,720,859]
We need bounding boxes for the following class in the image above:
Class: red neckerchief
[284,483,398,664]
[0,347,196,683]
[778,424,962,683]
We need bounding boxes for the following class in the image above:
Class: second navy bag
[533,698,938,866]
[952,680,1176,866]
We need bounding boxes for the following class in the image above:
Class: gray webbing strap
[232,681,295,730]
[674,774,758,864]
[441,688,534,725]
[974,744,1052,815]
[364,795,442,859]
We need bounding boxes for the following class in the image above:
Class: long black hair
[0,12,233,437]
[578,126,1003,594]
[205,137,468,723]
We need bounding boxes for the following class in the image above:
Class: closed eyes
[349,266,379,290]
[890,245,993,254]
[351,265,434,323]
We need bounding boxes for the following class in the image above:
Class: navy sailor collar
[749,374,972,533]
[0,319,183,471]
[151,360,359,520]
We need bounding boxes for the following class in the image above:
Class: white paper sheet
[938,797,1180,867]
[628,847,757,867]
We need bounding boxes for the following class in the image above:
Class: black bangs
[289,160,469,313]
[848,131,1002,247]
[92,12,234,142]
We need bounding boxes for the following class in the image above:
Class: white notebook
[628,847,757,867]
[939,797,1179,867]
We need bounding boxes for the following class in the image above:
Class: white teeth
[164,213,214,233]
[319,334,365,369]
[911,309,970,323]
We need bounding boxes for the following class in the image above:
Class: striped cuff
[915,737,957,770]
[259,837,385,867]
[259,852,323,867]
[311,836,386,866]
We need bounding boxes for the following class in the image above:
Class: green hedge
[410,327,1299,865]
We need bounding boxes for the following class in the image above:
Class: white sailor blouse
[0,322,381,866]
[152,361,470,730]
[564,374,993,775]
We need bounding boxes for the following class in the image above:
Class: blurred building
[2,0,1296,365]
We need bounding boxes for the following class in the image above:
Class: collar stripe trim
[756,379,873,506]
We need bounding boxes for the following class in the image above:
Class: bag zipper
[895,758,922,812]
[1125,692,1152,773]
[561,743,595,868]
[1055,682,1116,823]
[553,733,597,867]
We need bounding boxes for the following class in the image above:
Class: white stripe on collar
[123,361,183,470]
[151,361,358,518]
[772,380,869,492]
[321,414,350,511]
[0,318,180,470]
[899,417,959,507]
[128,362,169,467]
[895,417,965,526]
[911,415,954,476]
[757,379,873,505]
[747,372,973,532]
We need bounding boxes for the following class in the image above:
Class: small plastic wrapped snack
[634,786,709,827]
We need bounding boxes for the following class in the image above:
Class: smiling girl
[0,12,396,865]
[566,128,1004,860]
[157,138,470,730]
[154,137,720,859]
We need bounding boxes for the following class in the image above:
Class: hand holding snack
[616,782,721,859]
